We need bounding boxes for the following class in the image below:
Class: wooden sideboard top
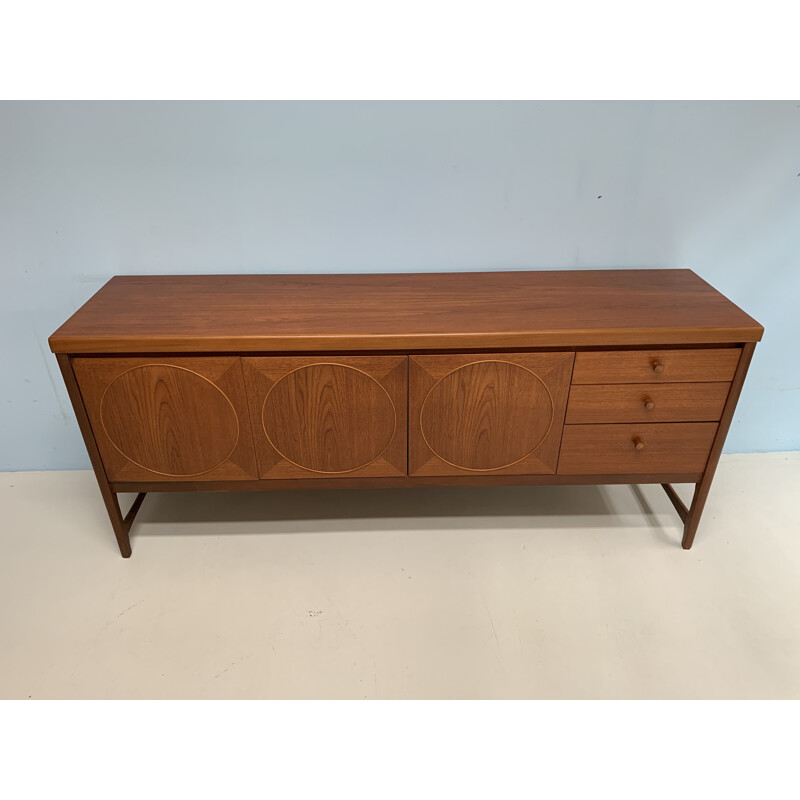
[49,269,763,353]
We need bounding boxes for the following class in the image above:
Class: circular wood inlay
[420,360,554,471]
[262,364,395,473]
[100,365,239,477]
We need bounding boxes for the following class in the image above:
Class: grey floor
[1,452,798,699]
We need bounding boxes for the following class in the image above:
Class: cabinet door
[409,353,574,477]
[242,356,407,479]
[73,357,258,482]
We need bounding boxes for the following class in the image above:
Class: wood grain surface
[409,352,574,477]
[57,354,136,556]
[242,356,407,479]
[571,348,741,384]
[681,340,758,549]
[48,270,764,353]
[558,422,718,475]
[73,356,258,482]
[111,471,705,493]
[52,269,764,556]
[565,382,731,424]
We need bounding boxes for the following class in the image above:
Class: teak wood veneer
[49,269,763,558]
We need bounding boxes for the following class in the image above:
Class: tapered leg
[56,353,146,558]
[661,481,706,548]
[681,482,710,550]
[102,486,132,556]
[660,479,711,549]
[676,341,756,549]
[100,490,146,558]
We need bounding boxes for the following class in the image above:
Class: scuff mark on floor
[483,596,506,670]
[97,600,143,634]
[213,653,252,680]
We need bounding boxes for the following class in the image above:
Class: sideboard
[49,269,763,558]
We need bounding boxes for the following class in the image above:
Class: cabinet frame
[50,269,762,558]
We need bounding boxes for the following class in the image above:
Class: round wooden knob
[651,360,664,374]
[643,398,655,410]
[633,437,645,451]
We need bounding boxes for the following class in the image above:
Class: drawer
[571,348,740,384]
[557,422,718,475]
[565,382,730,424]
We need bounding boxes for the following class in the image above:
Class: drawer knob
[643,398,655,410]
[651,360,664,374]
[633,437,645,451]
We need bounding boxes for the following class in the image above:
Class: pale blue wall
[1,101,798,471]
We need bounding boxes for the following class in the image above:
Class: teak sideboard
[49,269,763,558]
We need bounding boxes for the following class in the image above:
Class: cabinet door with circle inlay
[409,353,574,477]
[73,357,258,482]
[242,356,407,479]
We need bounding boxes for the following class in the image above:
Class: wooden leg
[663,341,757,549]
[660,480,710,550]
[681,482,710,550]
[56,353,145,558]
[98,489,147,558]
[107,493,132,557]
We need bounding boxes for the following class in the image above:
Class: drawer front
[565,382,731,424]
[73,356,259,482]
[572,348,740,384]
[558,422,718,475]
